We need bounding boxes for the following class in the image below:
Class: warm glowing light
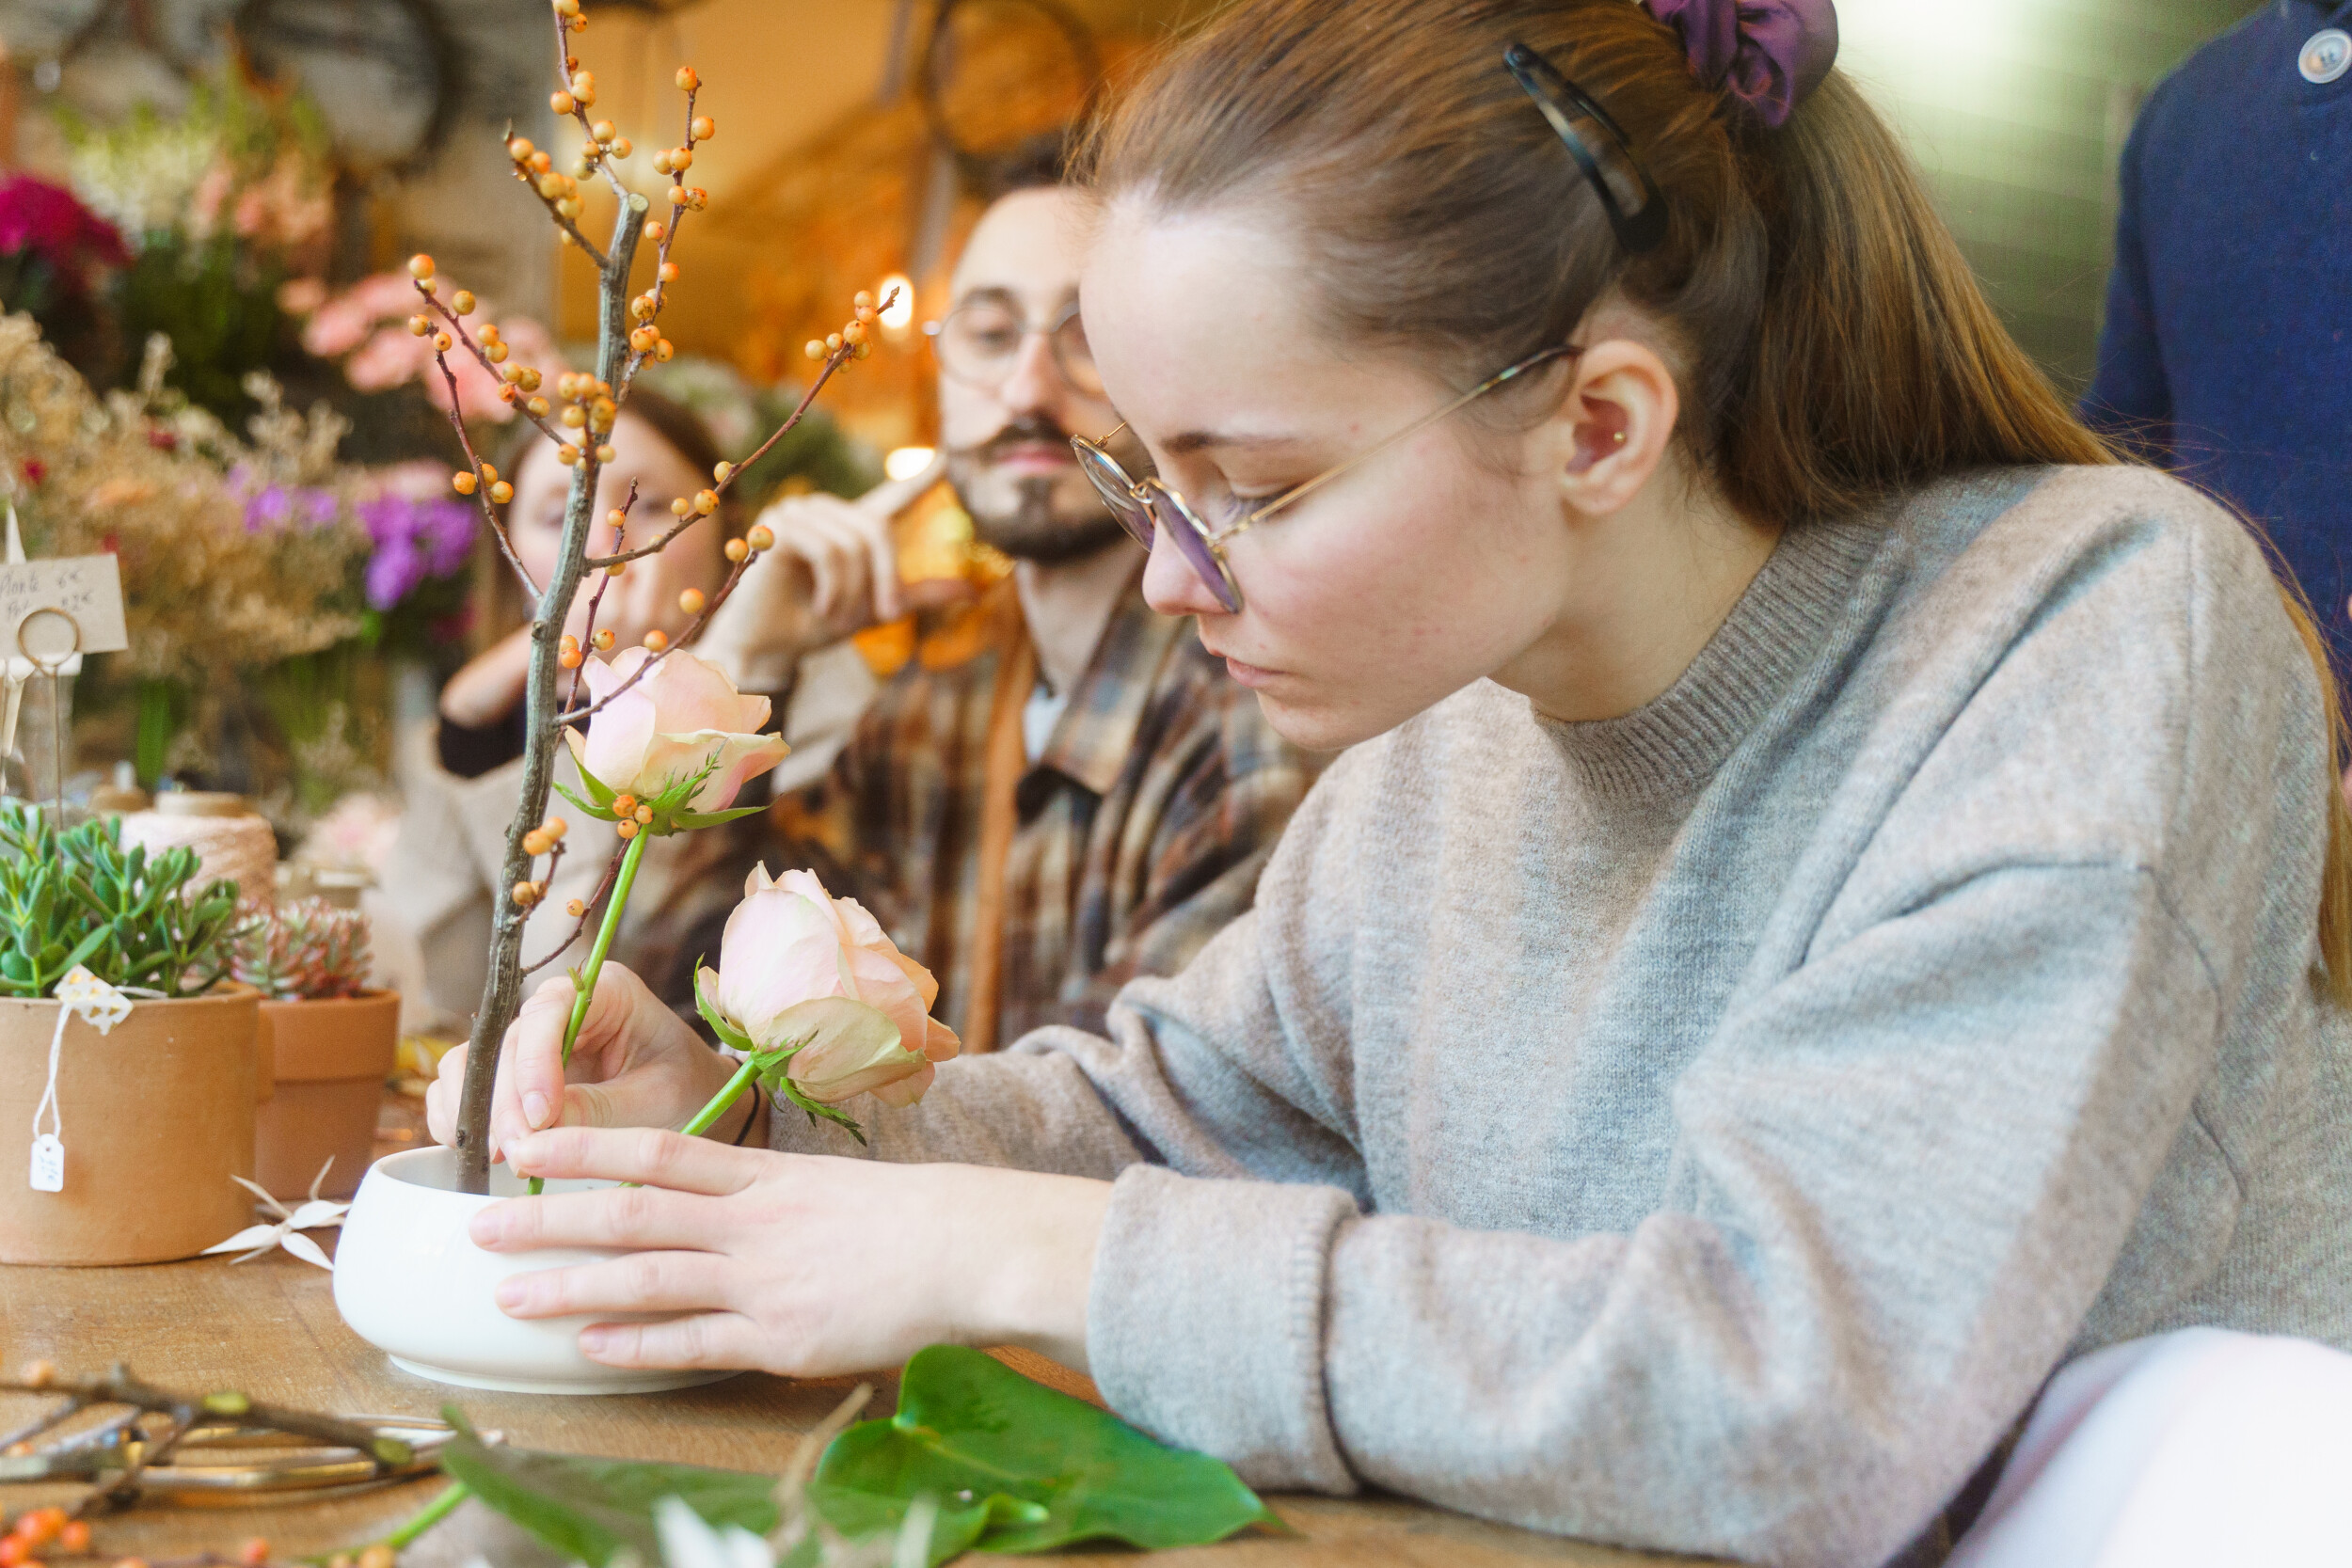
[884,445,936,483]
[878,275,915,333]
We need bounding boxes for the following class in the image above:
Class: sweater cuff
[1087,1164,1359,1494]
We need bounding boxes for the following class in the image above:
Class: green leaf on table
[436,1408,779,1567]
[808,1344,1280,1561]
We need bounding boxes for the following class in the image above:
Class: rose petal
[866,1061,937,1108]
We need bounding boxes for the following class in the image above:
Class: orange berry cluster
[610,792,656,840]
[549,373,620,467]
[0,1505,87,1566]
[408,252,548,416]
[804,290,882,363]
[550,69,596,118]
[323,1547,398,1568]
[450,460,510,505]
[521,816,569,857]
[505,134,585,226]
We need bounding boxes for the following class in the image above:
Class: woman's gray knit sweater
[771,466,2352,1567]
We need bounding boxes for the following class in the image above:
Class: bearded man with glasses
[713,169,1316,1053]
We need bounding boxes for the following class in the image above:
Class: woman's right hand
[424,964,739,1162]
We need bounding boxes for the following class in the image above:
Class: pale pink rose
[564,646,787,814]
[707,864,960,1106]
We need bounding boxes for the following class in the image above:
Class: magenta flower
[0,177,130,297]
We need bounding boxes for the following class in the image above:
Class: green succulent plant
[230,896,372,1001]
[0,800,242,999]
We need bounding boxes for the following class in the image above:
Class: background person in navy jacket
[2086,0,2352,689]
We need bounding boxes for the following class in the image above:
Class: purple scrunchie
[1643,0,1840,129]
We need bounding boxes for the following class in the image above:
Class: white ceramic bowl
[333,1145,737,1395]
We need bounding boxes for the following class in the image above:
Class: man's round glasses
[924,300,1103,398]
[1070,345,1578,614]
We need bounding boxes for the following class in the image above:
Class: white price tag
[27,966,136,1193]
[28,1132,63,1193]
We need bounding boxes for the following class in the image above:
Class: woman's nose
[1140,526,1231,619]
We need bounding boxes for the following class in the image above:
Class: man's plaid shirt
[770,576,1318,1045]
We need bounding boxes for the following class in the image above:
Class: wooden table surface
[0,1097,1688,1568]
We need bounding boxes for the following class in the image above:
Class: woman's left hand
[475,1126,1112,1377]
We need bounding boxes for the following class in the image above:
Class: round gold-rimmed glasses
[1069,344,1578,613]
[923,298,1103,397]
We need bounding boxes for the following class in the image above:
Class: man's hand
[734,452,969,657]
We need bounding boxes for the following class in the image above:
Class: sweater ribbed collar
[1536,512,1888,804]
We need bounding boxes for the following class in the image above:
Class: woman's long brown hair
[1077,0,2352,1002]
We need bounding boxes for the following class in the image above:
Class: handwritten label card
[0,555,128,663]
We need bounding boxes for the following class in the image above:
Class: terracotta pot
[0,985,263,1266]
[253,990,401,1200]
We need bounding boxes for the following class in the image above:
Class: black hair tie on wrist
[729,1085,764,1147]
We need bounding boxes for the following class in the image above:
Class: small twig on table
[0,1364,414,1515]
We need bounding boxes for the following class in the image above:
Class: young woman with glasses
[431,1,2352,1560]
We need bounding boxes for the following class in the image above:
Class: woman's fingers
[490,1245,739,1319]
[472,1175,720,1256]
[579,1310,767,1370]
[422,1044,466,1146]
[501,1124,765,1200]
[489,974,584,1154]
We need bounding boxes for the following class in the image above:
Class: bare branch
[418,283,568,450]
[425,348,538,597]
[561,482,635,718]
[548,542,756,729]
[520,843,628,976]
[585,331,867,569]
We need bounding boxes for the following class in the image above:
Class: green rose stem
[525,825,650,1196]
[678,1055,761,1138]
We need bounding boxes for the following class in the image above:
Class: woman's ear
[1544,338,1681,517]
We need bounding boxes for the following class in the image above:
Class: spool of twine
[121,793,278,906]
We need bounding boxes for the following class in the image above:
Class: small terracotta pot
[0,985,263,1266]
[253,990,401,1200]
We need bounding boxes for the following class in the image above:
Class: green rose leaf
[571,756,619,808]
[668,804,767,832]
[550,779,616,823]
[435,1409,779,1567]
[808,1345,1280,1560]
[691,964,755,1053]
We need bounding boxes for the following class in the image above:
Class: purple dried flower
[245,485,292,532]
[297,487,339,529]
[357,491,477,610]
